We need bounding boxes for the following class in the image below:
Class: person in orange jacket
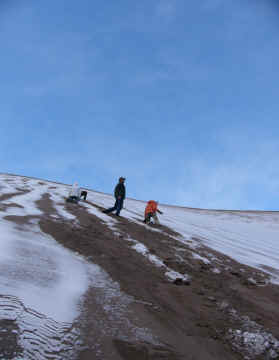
[143,200,163,224]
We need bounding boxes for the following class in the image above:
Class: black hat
[119,177,126,181]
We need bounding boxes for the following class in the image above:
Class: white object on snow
[68,182,81,198]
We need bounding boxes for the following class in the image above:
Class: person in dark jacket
[79,190,87,200]
[103,177,126,216]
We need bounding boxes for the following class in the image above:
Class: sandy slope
[0,173,278,360]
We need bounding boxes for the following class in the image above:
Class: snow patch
[191,252,211,264]
[130,239,190,282]
[219,301,279,359]
[212,268,221,274]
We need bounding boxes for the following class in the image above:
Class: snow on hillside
[0,173,279,360]
[0,175,156,359]
[83,182,279,284]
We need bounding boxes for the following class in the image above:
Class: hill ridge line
[1,172,278,213]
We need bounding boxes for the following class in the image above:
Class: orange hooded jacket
[145,200,158,217]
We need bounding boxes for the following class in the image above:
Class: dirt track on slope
[1,188,279,360]
[36,196,279,360]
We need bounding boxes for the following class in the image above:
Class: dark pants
[80,191,87,200]
[144,212,159,224]
[103,198,124,216]
[66,196,79,204]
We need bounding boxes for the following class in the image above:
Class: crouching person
[66,182,81,203]
[144,200,163,224]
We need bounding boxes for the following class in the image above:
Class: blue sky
[1,0,279,210]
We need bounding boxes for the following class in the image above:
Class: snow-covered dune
[0,173,279,360]
[82,180,279,284]
[0,174,156,359]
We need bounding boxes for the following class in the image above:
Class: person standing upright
[103,177,126,216]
